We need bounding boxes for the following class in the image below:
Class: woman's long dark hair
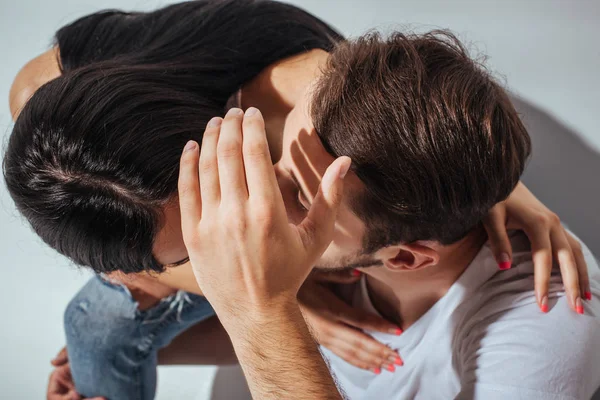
[3,0,342,274]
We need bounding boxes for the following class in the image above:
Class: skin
[178,108,351,398]
[9,46,591,397]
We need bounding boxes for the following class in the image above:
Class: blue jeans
[64,275,216,400]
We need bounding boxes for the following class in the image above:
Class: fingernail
[585,291,592,301]
[385,364,395,372]
[498,253,511,270]
[245,107,259,116]
[207,117,222,127]
[387,327,402,335]
[338,157,351,179]
[372,367,381,375]
[351,269,361,277]
[540,295,548,313]
[226,107,243,116]
[576,297,584,315]
[184,140,197,152]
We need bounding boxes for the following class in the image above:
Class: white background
[0,0,598,398]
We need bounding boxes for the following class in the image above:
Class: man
[8,16,592,398]
[179,31,600,399]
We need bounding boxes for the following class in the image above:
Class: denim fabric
[64,275,215,400]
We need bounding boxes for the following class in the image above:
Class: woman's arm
[9,47,61,120]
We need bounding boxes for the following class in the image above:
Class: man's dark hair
[310,31,531,252]
[3,0,342,274]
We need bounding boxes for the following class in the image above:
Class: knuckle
[178,182,194,196]
[217,141,241,159]
[345,348,357,359]
[224,212,247,233]
[355,362,371,371]
[318,324,332,338]
[571,240,583,254]
[244,141,268,158]
[254,203,275,225]
[534,213,550,227]
[548,212,561,226]
[199,158,217,174]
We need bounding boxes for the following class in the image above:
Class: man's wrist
[218,296,302,339]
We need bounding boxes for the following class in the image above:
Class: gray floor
[1,0,598,399]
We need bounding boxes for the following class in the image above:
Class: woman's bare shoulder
[9,47,61,120]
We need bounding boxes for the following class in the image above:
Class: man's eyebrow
[290,172,312,204]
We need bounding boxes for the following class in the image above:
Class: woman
[5,1,588,399]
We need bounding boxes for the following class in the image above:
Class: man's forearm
[224,302,343,400]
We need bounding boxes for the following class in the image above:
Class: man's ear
[376,242,440,272]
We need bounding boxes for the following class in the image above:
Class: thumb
[298,156,351,260]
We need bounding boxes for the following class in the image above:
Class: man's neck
[365,225,488,330]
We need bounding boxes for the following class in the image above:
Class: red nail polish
[585,291,592,301]
[540,296,548,313]
[395,328,403,335]
[394,356,404,366]
[352,270,361,277]
[576,297,584,314]
[498,261,511,270]
[373,368,381,375]
[386,364,395,372]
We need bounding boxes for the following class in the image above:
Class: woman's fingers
[483,204,512,270]
[526,226,553,313]
[566,231,591,300]
[336,302,402,336]
[218,108,248,201]
[51,347,68,366]
[324,325,402,372]
[550,227,582,313]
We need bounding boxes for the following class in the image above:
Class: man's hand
[178,107,350,322]
[177,107,350,399]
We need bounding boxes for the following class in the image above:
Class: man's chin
[313,257,383,273]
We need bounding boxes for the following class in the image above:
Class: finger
[527,226,553,313]
[51,347,68,366]
[323,289,402,335]
[55,365,75,391]
[329,326,401,370]
[199,117,222,207]
[550,227,582,314]
[178,141,202,236]
[298,156,351,260]
[241,107,278,201]
[66,390,81,400]
[567,231,591,301]
[483,206,512,270]
[337,305,403,336]
[48,370,62,395]
[217,108,248,201]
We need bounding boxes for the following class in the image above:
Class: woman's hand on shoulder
[483,182,589,314]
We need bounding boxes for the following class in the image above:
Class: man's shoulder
[454,231,600,398]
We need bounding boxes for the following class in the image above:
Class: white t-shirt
[321,232,600,399]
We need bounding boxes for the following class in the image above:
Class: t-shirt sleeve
[456,295,600,400]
